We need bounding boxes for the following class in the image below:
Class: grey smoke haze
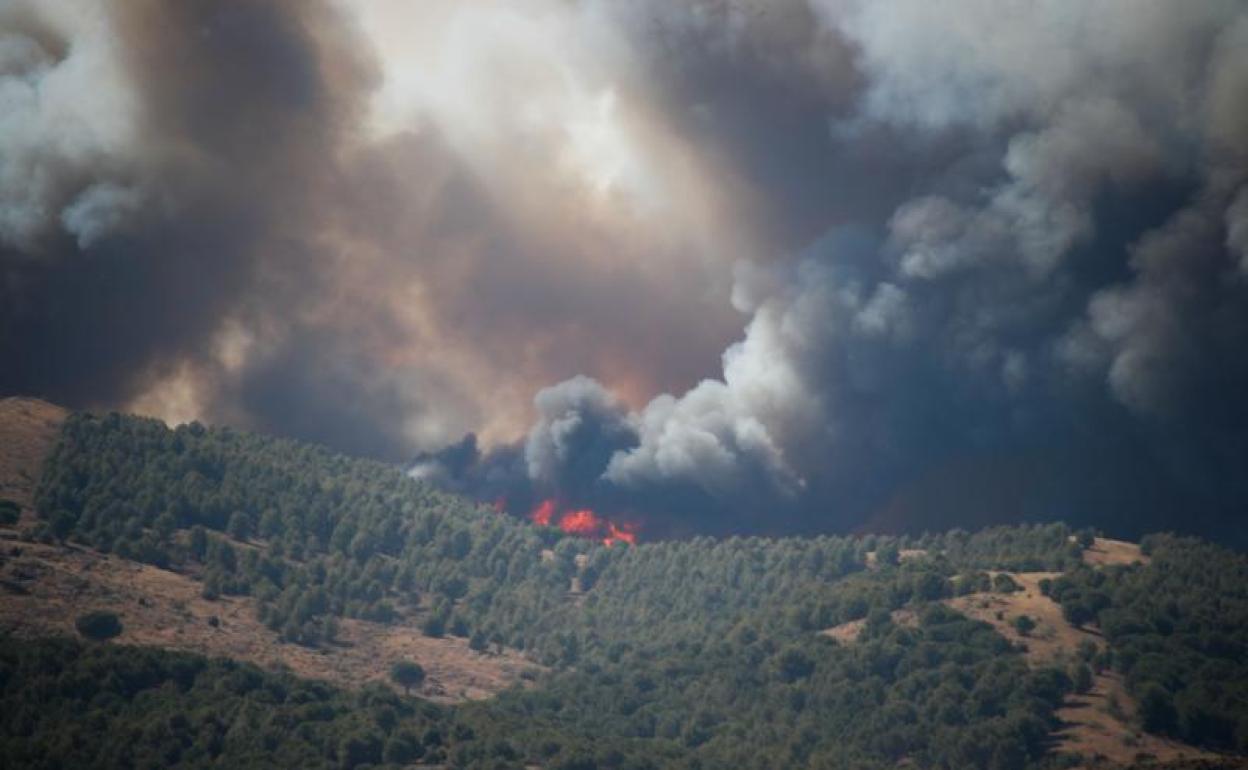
[5,1,1248,541]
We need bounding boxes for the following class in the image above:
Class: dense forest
[6,411,1247,768]
[0,635,672,770]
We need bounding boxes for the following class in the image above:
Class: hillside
[0,397,67,526]
[2,406,1248,769]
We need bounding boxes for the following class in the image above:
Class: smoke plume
[5,1,1248,542]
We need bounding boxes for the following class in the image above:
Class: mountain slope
[2,405,1248,769]
[0,397,67,527]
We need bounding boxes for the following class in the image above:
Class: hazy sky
[4,1,1248,540]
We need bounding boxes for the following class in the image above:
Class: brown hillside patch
[945,571,1076,663]
[819,608,918,645]
[1083,538,1149,567]
[863,548,928,569]
[944,570,1217,768]
[0,539,542,702]
[1056,671,1216,769]
[0,397,67,528]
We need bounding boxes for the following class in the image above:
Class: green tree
[188,525,208,560]
[50,509,76,542]
[75,610,123,641]
[469,630,489,652]
[876,542,900,567]
[421,614,446,638]
[1140,684,1178,734]
[0,498,19,526]
[389,660,426,695]
[337,730,382,769]
[992,573,1021,593]
[226,511,251,541]
[1013,615,1036,636]
[1072,663,1094,694]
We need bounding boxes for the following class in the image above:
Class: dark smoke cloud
[5,1,1248,544]
[0,0,746,459]
[419,1,1248,544]
[0,0,383,444]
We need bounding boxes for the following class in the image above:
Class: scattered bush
[75,610,122,641]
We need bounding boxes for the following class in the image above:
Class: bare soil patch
[1057,671,1217,768]
[944,570,1216,767]
[0,397,67,528]
[0,539,542,702]
[945,571,1076,663]
[819,608,918,645]
[1083,538,1149,568]
[863,548,928,569]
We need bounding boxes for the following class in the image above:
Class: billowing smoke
[0,0,750,459]
[414,1,1248,542]
[5,2,1248,542]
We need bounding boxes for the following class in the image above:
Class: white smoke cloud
[0,3,138,251]
[60,182,142,248]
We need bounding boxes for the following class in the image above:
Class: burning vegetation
[525,499,638,546]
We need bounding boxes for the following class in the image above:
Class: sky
[3,0,1248,542]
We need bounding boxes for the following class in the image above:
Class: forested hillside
[1050,536,1248,753]
[2,411,1245,768]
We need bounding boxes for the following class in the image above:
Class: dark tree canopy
[16,411,1248,766]
[74,611,122,641]
[390,661,426,694]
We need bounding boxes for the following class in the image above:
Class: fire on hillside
[495,498,638,546]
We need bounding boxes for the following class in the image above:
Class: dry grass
[0,397,67,528]
[819,608,917,644]
[0,398,543,702]
[863,548,928,569]
[945,571,1076,663]
[1084,538,1149,567]
[820,564,1223,768]
[1056,670,1217,768]
[0,538,542,702]
[945,571,1216,768]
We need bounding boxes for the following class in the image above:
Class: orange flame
[557,509,600,536]
[604,522,638,546]
[526,498,638,546]
[530,499,556,527]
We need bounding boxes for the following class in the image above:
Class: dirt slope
[0,398,546,702]
[820,558,1223,768]
[0,397,67,527]
[0,538,541,702]
[946,571,1214,768]
[1083,537,1149,567]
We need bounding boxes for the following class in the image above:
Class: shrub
[389,660,426,695]
[75,610,123,641]
[1072,663,1094,694]
[992,573,1021,593]
[421,614,445,638]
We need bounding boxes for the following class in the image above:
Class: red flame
[557,509,600,536]
[526,498,638,546]
[604,522,638,546]
[530,499,556,527]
